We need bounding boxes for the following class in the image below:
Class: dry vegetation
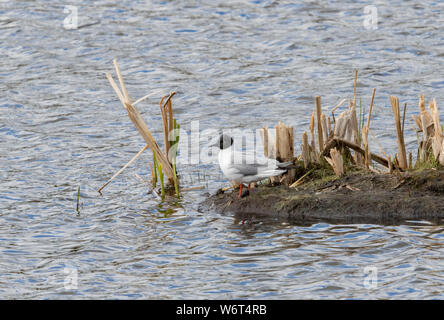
[260,70,443,189]
[97,60,180,199]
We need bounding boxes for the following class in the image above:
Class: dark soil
[200,169,444,224]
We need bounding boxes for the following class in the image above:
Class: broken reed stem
[106,73,125,105]
[159,96,170,157]
[430,99,442,140]
[167,98,174,136]
[322,138,389,168]
[301,131,310,168]
[261,127,269,158]
[330,98,347,115]
[181,185,205,192]
[97,144,149,194]
[315,96,323,153]
[349,100,362,164]
[390,96,407,170]
[402,102,407,136]
[106,60,175,184]
[149,162,155,187]
[289,168,314,188]
[275,122,295,185]
[113,59,130,103]
[133,89,164,106]
[421,113,428,162]
[309,111,317,158]
[353,69,358,107]
[321,114,328,149]
[171,118,180,197]
[124,101,174,181]
[362,125,370,169]
[327,116,332,139]
[161,92,177,156]
[366,88,376,130]
[324,147,344,177]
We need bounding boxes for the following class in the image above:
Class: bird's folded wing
[228,163,263,176]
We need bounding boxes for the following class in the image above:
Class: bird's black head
[218,134,233,150]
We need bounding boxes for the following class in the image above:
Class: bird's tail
[257,169,287,180]
[276,161,297,170]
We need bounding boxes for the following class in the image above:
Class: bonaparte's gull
[212,134,294,198]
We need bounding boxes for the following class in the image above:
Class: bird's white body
[218,145,287,184]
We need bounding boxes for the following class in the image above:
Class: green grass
[414,149,440,170]
[150,119,181,200]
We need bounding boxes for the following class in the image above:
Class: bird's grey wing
[229,163,263,176]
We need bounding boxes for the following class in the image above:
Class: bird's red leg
[238,184,243,198]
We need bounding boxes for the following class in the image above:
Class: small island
[203,72,444,225]
[202,165,444,224]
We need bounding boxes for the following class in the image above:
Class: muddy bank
[201,169,444,224]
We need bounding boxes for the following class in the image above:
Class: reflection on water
[0,0,443,299]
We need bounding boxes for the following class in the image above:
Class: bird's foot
[237,184,251,198]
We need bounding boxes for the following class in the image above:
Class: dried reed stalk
[353,69,358,107]
[275,122,295,185]
[309,111,318,161]
[301,131,310,168]
[327,116,332,139]
[98,144,149,194]
[106,60,175,182]
[289,168,313,188]
[334,111,348,138]
[124,102,174,180]
[419,94,426,113]
[345,116,353,142]
[133,89,164,106]
[321,114,328,148]
[349,100,361,164]
[159,92,177,161]
[260,127,277,159]
[325,147,344,177]
[366,88,376,130]
[159,96,169,157]
[315,96,324,153]
[402,102,407,135]
[322,138,389,168]
[361,88,376,170]
[330,98,347,115]
[390,96,407,170]
[260,127,269,158]
[433,97,444,165]
[362,126,370,169]
[421,114,428,159]
[419,94,434,136]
